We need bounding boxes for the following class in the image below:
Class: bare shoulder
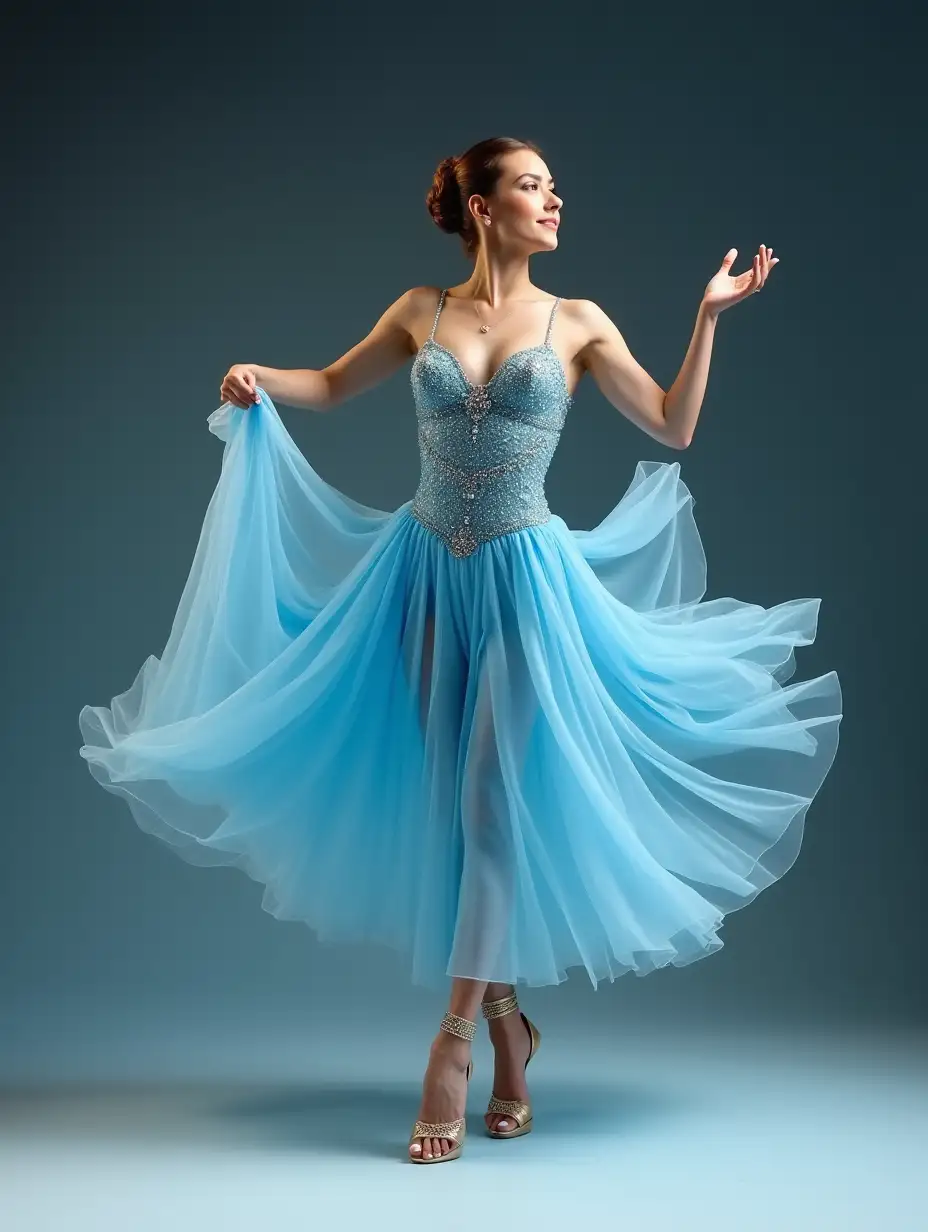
[351,285,440,360]
[553,299,629,381]
[561,296,635,367]
[380,284,440,318]
[406,284,444,302]
[558,297,624,344]
[388,285,443,354]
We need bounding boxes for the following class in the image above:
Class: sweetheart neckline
[418,338,573,401]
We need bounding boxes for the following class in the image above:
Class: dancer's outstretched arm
[575,245,777,450]
[219,285,425,412]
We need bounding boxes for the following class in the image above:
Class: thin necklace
[470,299,528,334]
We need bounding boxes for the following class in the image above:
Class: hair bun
[426,155,464,235]
[424,137,544,257]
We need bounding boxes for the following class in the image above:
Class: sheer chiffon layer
[78,392,842,988]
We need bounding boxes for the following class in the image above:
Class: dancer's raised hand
[702,245,778,315]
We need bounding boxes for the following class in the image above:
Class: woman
[79,136,842,1165]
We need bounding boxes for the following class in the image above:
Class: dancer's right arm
[220,288,422,412]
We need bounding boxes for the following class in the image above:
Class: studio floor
[1,1022,926,1230]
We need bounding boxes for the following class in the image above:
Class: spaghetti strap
[544,296,561,347]
[428,289,447,341]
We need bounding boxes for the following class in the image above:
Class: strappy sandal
[408,1010,476,1164]
[482,991,541,1139]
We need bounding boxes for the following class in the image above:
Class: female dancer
[79,136,842,1165]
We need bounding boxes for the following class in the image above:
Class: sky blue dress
[78,291,842,989]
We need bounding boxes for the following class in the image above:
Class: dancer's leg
[481,981,535,1133]
[408,603,487,1159]
[451,606,537,979]
[408,976,488,1160]
[462,601,540,1133]
[406,567,538,1155]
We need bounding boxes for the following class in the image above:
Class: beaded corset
[409,290,573,558]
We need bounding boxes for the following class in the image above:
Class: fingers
[221,385,251,409]
[220,369,259,409]
[756,244,779,290]
[711,243,780,313]
[743,245,779,298]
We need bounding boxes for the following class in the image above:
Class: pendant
[479,324,490,333]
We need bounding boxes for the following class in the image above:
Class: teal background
[2,0,923,1089]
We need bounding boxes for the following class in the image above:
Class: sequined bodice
[409,291,572,558]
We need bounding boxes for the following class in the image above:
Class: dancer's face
[469,150,563,256]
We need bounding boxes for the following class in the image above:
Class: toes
[412,1133,459,1159]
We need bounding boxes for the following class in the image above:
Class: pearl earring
[484,217,491,226]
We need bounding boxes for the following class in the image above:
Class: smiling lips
[539,219,559,230]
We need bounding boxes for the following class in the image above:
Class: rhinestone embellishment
[482,992,519,1019]
[440,1011,478,1040]
[410,292,569,561]
[450,524,478,557]
[486,1096,531,1124]
[410,504,553,558]
[416,429,550,559]
[410,1117,465,1143]
[464,383,492,440]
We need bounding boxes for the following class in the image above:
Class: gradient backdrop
[1,2,924,1224]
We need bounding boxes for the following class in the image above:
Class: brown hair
[426,136,545,259]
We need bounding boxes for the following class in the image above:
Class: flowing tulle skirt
[78,391,842,988]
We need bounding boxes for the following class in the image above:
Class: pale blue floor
[2,1023,926,1230]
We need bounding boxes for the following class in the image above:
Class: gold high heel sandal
[482,992,541,1139]
[408,1011,476,1164]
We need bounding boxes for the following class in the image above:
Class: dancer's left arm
[576,245,777,450]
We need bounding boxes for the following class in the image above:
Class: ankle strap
[440,1011,477,1041]
[481,992,519,1020]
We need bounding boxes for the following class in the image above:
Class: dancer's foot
[408,1030,472,1161]
[484,1006,533,1134]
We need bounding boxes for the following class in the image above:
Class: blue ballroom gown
[78,291,842,989]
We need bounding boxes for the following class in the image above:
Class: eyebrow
[516,173,555,185]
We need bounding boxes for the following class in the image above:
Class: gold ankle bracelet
[481,993,519,1020]
[440,1011,478,1041]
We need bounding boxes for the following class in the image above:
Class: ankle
[483,983,515,1004]
[487,1011,523,1039]
[483,991,521,1030]
[431,1029,472,1067]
